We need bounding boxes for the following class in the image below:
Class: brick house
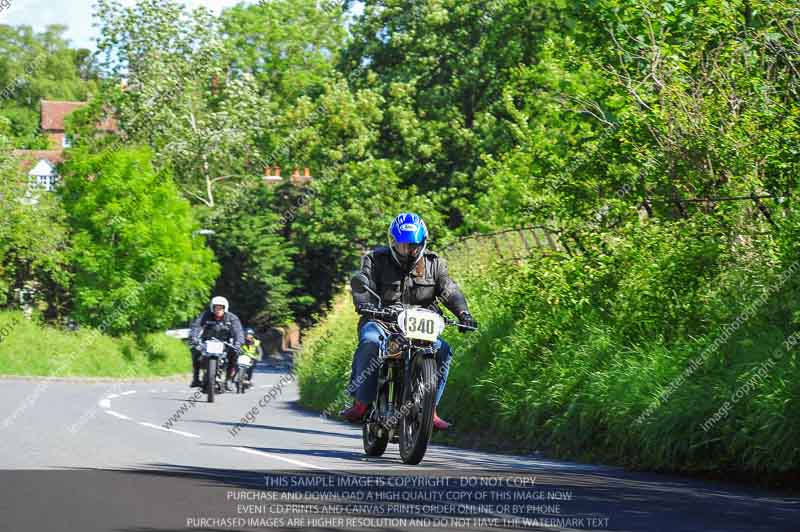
[40,100,117,149]
[13,150,64,192]
[14,100,117,191]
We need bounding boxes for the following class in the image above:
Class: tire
[236,369,244,394]
[399,357,436,465]
[207,358,217,403]
[363,414,389,457]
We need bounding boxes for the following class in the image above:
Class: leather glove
[458,311,477,333]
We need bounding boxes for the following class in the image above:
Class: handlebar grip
[359,308,396,320]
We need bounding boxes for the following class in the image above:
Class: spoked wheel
[399,357,437,465]
[234,369,241,393]
[363,409,389,457]
[206,358,217,403]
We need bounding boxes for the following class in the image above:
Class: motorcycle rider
[240,327,263,383]
[339,212,477,430]
[189,296,244,391]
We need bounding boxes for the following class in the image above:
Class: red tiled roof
[13,150,65,171]
[40,101,86,131]
[40,100,117,132]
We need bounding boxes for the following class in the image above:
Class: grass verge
[0,311,189,377]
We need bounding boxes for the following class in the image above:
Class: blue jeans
[348,321,452,406]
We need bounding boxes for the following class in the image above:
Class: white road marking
[106,410,131,420]
[233,447,326,470]
[149,389,158,393]
[99,399,111,408]
[107,394,120,399]
[120,390,136,396]
[139,422,200,439]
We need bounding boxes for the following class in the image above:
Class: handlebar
[444,317,478,332]
[197,337,241,353]
[358,306,400,321]
[358,306,478,332]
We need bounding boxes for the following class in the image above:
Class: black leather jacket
[189,310,244,350]
[353,247,469,327]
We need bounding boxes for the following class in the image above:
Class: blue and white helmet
[388,212,428,270]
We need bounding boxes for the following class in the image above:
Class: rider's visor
[395,242,423,258]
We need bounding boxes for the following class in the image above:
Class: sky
[0,0,253,50]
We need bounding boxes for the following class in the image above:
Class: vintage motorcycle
[350,273,476,465]
[233,350,255,394]
[199,337,237,403]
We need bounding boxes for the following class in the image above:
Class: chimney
[263,165,282,185]
[303,167,310,178]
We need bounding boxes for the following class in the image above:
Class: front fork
[372,345,436,431]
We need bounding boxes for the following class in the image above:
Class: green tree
[0,24,95,105]
[288,159,446,319]
[0,118,71,316]
[221,0,347,102]
[0,24,97,148]
[93,0,272,207]
[341,0,567,225]
[60,145,218,334]
[206,183,297,329]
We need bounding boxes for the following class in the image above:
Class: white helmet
[210,296,229,313]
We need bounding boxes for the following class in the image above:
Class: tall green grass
[0,311,189,377]
[296,220,800,476]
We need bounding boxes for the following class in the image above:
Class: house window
[62,135,72,148]
[34,174,57,191]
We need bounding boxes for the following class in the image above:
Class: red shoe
[339,400,368,422]
[433,410,450,431]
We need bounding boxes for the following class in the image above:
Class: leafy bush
[59,145,218,334]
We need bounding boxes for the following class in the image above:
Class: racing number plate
[206,340,225,355]
[398,308,445,342]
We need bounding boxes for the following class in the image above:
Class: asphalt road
[0,366,797,532]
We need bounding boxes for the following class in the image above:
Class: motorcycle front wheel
[206,358,217,403]
[399,356,436,465]
[236,368,244,394]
